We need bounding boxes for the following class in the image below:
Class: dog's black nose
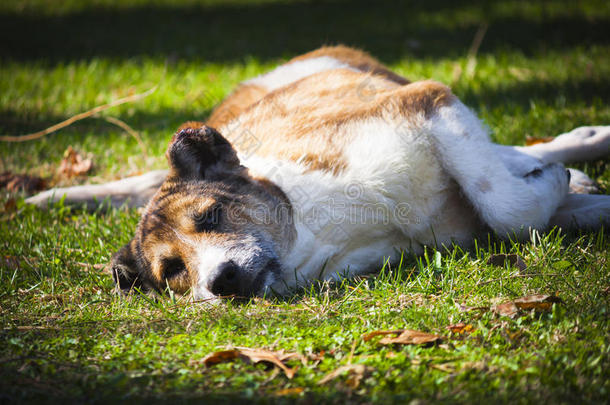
[209,261,241,296]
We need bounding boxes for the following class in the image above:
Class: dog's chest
[243,117,465,283]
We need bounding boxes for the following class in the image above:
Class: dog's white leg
[494,145,600,194]
[515,126,610,163]
[430,102,570,235]
[549,194,610,230]
[25,170,167,209]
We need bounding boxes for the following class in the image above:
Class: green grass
[1,0,610,403]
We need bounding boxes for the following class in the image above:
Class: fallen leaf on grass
[203,349,243,365]
[59,146,92,178]
[492,294,562,318]
[0,172,47,193]
[318,364,370,388]
[202,347,302,379]
[492,302,519,317]
[446,323,475,334]
[513,294,563,310]
[525,136,555,146]
[458,304,490,313]
[363,330,443,346]
[361,330,405,342]
[486,254,527,272]
[274,387,305,396]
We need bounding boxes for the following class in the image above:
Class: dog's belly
[339,118,482,258]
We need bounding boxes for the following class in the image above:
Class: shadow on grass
[457,77,610,110]
[0,108,210,137]
[1,71,609,138]
[1,0,608,64]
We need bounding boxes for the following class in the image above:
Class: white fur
[245,56,358,91]
[518,126,610,163]
[192,244,229,300]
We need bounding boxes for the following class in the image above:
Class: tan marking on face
[135,170,296,296]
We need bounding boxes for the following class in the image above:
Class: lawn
[1,0,610,403]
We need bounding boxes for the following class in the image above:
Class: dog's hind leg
[549,194,610,230]
[25,170,167,210]
[426,96,570,235]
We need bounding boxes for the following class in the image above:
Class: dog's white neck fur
[241,116,460,289]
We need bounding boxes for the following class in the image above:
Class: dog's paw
[567,168,600,194]
[556,126,610,149]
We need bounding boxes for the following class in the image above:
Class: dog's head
[110,125,295,299]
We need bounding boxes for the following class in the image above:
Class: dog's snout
[208,261,241,296]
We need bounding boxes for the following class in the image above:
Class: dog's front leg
[515,126,610,164]
[25,170,168,210]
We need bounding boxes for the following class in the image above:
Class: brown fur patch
[218,70,454,174]
[207,84,268,129]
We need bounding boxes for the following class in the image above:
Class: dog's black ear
[166,125,241,180]
[110,241,143,294]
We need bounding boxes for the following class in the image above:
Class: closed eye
[194,204,221,232]
[161,257,186,280]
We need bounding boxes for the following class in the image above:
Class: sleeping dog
[27,46,610,299]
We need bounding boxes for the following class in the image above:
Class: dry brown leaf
[486,254,527,272]
[492,301,520,318]
[492,294,562,317]
[202,347,300,379]
[0,172,47,193]
[274,387,305,396]
[446,323,475,334]
[377,330,443,346]
[525,136,555,146]
[59,146,92,178]
[361,330,404,342]
[513,294,563,310]
[318,364,370,388]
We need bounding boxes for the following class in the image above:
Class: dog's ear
[110,241,144,294]
[166,125,241,181]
